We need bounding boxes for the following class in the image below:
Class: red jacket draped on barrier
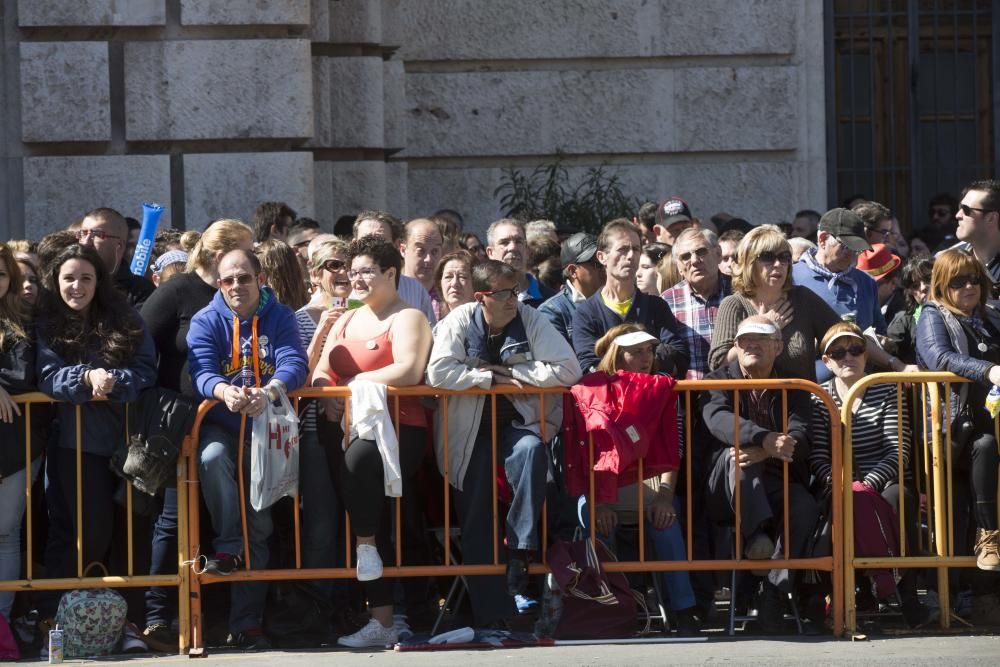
[563,370,680,503]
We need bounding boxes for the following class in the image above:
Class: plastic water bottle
[48,624,63,664]
[987,385,1000,420]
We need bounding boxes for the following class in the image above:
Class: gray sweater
[707,285,840,382]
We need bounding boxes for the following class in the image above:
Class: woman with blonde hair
[708,224,839,380]
[915,249,1000,572]
[577,322,699,633]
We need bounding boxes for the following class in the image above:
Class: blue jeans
[0,458,40,620]
[198,422,272,634]
[145,486,177,627]
[577,495,696,612]
[501,427,549,551]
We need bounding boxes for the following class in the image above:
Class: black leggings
[337,424,427,608]
[959,433,999,532]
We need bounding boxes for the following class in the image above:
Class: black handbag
[110,387,197,496]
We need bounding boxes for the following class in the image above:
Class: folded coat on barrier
[562,370,680,503]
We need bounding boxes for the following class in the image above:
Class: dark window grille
[825,0,997,232]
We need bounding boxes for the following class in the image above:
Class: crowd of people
[2,180,1000,652]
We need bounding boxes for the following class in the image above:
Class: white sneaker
[393,613,413,641]
[337,618,398,648]
[356,544,383,581]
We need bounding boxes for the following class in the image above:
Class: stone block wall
[393,0,827,234]
[2,0,826,240]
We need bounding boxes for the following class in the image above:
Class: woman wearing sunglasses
[915,249,1000,572]
[293,238,352,632]
[809,321,935,627]
[310,235,433,648]
[709,225,840,381]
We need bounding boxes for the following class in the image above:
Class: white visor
[822,331,865,354]
[613,331,658,347]
[735,320,779,338]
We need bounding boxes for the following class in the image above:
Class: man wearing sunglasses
[427,259,581,627]
[793,208,911,380]
[538,232,604,344]
[951,179,1000,295]
[74,207,155,308]
[662,227,731,380]
[186,248,308,650]
[851,200,895,249]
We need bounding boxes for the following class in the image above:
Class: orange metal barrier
[0,392,191,652]
[841,372,998,633]
[183,379,844,651]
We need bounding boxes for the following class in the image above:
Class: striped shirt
[809,380,910,491]
[294,307,319,434]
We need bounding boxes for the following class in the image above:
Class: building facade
[0,1,992,239]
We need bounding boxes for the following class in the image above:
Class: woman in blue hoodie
[35,244,157,620]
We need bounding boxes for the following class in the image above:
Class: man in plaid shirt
[661,227,731,379]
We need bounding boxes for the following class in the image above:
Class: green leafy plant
[494,158,641,233]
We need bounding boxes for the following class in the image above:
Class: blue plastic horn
[129,203,164,276]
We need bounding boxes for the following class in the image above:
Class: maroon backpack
[852,480,901,600]
[546,537,649,639]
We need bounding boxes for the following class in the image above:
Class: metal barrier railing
[841,371,999,633]
[0,392,191,652]
[183,378,844,651]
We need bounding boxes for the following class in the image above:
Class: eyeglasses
[755,251,793,265]
[677,247,710,264]
[484,287,520,301]
[959,204,997,216]
[826,344,866,361]
[220,273,255,288]
[347,267,382,281]
[871,228,892,238]
[947,274,981,289]
[321,258,346,273]
[76,229,122,242]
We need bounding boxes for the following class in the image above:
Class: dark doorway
[826,0,998,232]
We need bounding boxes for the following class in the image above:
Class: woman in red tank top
[310,236,432,648]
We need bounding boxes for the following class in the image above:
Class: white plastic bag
[250,389,300,511]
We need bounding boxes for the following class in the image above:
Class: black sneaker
[205,552,243,575]
[143,623,178,652]
[673,607,701,636]
[227,628,272,651]
[506,556,528,596]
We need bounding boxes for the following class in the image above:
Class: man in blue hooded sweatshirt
[187,248,308,650]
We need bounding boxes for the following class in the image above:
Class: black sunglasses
[321,258,346,272]
[947,274,981,289]
[959,204,997,216]
[826,344,866,361]
[755,251,793,265]
[677,247,710,264]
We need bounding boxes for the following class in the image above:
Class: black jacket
[115,262,156,310]
[571,290,690,377]
[698,359,812,484]
[0,336,43,479]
